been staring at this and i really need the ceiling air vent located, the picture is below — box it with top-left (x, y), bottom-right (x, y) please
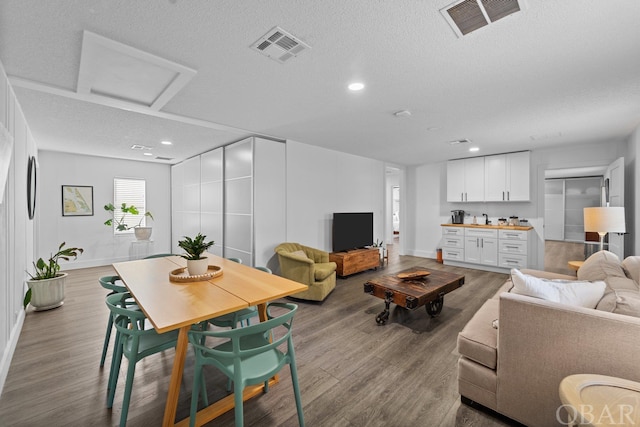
top-left (441, 0), bottom-right (524, 37)
top-left (251, 26), bottom-right (311, 64)
top-left (155, 156), bottom-right (174, 161)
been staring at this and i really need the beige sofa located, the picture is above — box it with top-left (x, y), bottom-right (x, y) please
top-left (457, 251), bottom-right (640, 427)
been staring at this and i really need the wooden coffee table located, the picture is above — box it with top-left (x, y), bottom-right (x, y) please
top-left (364, 267), bottom-right (465, 324)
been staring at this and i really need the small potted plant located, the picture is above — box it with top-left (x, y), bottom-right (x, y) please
top-left (24, 242), bottom-right (84, 311)
top-left (104, 202), bottom-right (154, 240)
top-left (178, 233), bottom-right (214, 276)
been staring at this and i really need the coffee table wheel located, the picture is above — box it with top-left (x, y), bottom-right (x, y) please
top-left (426, 293), bottom-right (445, 318)
top-left (376, 310), bottom-right (389, 325)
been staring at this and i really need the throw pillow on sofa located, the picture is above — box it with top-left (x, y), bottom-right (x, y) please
top-left (510, 269), bottom-right (606, 309)
top-left (596, 289), bottom-right (640, 317)
top-left (577, 250), bottom-right (626, 282)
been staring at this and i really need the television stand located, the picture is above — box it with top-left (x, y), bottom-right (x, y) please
top-left (330, 248), bottom-right (380, 277)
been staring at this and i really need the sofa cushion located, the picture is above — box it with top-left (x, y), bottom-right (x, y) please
top-left (622, 256), bottom-right (640, 285)
top-left (314, 262), bottom-right (336, 281)
top-left (510, 269), bottom-right (606, 309)
top-left (457, 299), bottom-right (498, 370)
top-left (577, 250), bottom-right (625, 282)
top-left (596, 289), bottom-right (640, 317)
top-left (290, 250), bottom-right (309, 259)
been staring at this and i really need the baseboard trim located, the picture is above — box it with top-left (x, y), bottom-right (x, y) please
top-left (0, 308), bottom-right (25, 397)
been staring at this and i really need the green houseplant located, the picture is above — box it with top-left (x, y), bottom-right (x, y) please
top-left (24, 242), bottom-right (84, 311)
top-left (104, 203), bottom-right (154, 240)
top-left (177, 233), bottom-right (214, 276)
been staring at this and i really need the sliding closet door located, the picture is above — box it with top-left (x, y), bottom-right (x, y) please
top-left (224, 139), bottom-right (253, 265)
top-left (171, 156), bottom-right (201, 252)
top-left (200, 148), bottom-right (224, 256)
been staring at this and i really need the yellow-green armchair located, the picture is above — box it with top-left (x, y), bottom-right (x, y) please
top-left (274, 242), bottom-right (337, 301)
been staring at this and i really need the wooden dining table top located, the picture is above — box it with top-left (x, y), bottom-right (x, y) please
top-left (112, 253), bottom-right (308, 333)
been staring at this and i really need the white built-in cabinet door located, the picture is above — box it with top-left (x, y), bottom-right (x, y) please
top-left (484, 151), bottom-right (530, 201)
top-left (447, 157), bottom-right (485, 202)
top-left (484, 154), bottom-right (507, 201)
top-left (506, 151), bottom-right (530, 201)
top-left (446, 159), bottom-right (466, 202)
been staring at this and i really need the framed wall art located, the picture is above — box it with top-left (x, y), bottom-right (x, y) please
top-left (62, 185), bottom-right (94, 216)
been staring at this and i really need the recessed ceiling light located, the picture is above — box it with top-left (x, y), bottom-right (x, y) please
top-left (469, 147), bottom-right (480, 152)
top-left (161, 140), bottom-right (173, 145)
top-left (348, 82), bottom-right (365, 91)
top-left (143, 152), bottom-right (153, 156)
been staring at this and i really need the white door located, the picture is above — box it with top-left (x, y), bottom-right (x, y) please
top-left (605, 157), bottom-right (625, 259)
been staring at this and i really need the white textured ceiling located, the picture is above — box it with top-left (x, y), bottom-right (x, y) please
top-left (1, 0), bottom-right (640, 165)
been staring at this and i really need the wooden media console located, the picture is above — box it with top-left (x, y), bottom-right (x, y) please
top-left (330, 248), bottom-right (380, 277)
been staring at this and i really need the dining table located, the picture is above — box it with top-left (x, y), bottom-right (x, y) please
top-left (112, 252), bottom-right (308, 427)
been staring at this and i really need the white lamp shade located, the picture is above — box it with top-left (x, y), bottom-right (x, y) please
top-left (584, 207), bottom-right (626, 233)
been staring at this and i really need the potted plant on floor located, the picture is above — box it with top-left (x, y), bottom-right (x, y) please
top-left (104, 202), bottom-right (154, 240)
top-left (24, 242), bottom-right (84, 311)
top-left (178, 233), bottom-right (215, 276)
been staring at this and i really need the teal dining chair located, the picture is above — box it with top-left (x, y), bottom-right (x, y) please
top-left (99, 275), bottom-right (132, 367)
top-left (188, 302), bottom-right (304, 427)
top-left (226, 257), bottom-right (243, 264)
top-left (106, 292), bottom-right (179, 427)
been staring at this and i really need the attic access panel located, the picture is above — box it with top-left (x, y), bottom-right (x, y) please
top-left (441, 0), bottom-right (523, 37)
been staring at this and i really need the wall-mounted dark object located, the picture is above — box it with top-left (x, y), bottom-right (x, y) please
top-left (27, 155), bottom-right (36, 220)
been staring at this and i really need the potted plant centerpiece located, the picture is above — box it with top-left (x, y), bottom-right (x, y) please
top-left (104, 202), bottom-right (154, 240)
top-left (178, 233), bottom-right (215, 276)
top-left (24, 242), bottom-right (83, 311)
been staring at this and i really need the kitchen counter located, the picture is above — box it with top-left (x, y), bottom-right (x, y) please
top-left (441, 223), bottom-right (533, 231)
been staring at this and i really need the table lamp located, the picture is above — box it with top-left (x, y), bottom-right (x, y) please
top-left (583, 207), bottom-right (626, 252)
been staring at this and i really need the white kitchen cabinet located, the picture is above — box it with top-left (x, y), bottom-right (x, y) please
top-left (441, 227), bottom-right (465, 261)
top-left (484, 151), bottom-right (530, 201)
top-left (447, 157), bottom-right (485, 202)
top-left (441, 225), bottom-right (536, 272)
top-left (464, 228), bottom-right (498, 266)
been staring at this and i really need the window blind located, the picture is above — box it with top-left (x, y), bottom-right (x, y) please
top-left (113, 178), bottom-right (146, 234)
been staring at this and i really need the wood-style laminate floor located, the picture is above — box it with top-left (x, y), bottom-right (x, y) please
top-left (0, 248), bottom-right (515, 426)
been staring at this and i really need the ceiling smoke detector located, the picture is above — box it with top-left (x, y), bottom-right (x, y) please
top-left (440, 0), bottom-right (524, 37)
top-left (447, 139), bottom-right (472, 145)
top-left (251, 26), bottom-right (311, 64)
top-left (394, 110), bottom-right (412, 117)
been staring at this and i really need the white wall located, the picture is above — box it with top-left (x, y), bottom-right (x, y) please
top-left (0, 61), bottom-right (36, 396)
top-left (404, 140), bottom-right (635, 267)
top-left (285, 140), bottom-right (386, 252)
top-left (37, 151), bottom-right (172, 268)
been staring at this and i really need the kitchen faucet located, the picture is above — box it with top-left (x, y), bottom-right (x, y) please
top-left (482, 213), bottom-right (489, 225)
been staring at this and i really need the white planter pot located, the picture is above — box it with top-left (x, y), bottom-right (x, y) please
top-left (134, 227), bottom-right (153, 240)
top-left (27, 273), bottom-right (67, 311)
top-left (187, 258), bottom-right (209, 276)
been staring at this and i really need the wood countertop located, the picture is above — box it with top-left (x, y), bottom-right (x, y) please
top-left (441, 223), bottom-right (534, 231)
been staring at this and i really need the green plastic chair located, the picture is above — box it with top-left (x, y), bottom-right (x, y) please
top-left (226, 257), bottom-right (243, 264)
top-left (188, 302), bottom-right (304, 427)
top-left (106, 292), bottom-right (179, 427)
top-left (99, 275), bottom-right (134, 367)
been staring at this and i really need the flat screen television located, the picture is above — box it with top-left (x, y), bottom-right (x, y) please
top-left (332, 212), bottom-right (373, 252)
